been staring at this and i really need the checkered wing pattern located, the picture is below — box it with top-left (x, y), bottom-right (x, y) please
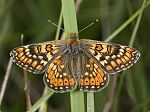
top-left (80, 39), bottom-right (140, 74)
top-left (44, 53), bottom-right (77, 93)
top-left (79, 53), bottom-right (109, 92)
top-left (10, 40), bottom-right (67, 74)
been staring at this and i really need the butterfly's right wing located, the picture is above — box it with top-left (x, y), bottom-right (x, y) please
top-left (80, 39), bottom-right (140, 74)
top-left (10, 40), bottom-right (67, 74)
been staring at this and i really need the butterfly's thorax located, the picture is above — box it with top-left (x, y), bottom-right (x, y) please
top-left (68, 38), bottom-right (80, 55)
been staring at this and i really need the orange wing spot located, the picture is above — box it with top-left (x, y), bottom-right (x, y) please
top-left (53, 59), bottom-right (58, 64)
top-left (19, 55), bottom-right (25, 61)
top-left (84, 77), bottom-right (90, 86)
top-left (89, 65), bottom-right (93, 71)
top-left (106, 65), bottom-right (113, 71)
top-left (57, 60), bottom-right (63, 65)
top-left (50, 75), bottom-right (55, 84)
top-left (64, 78), bottom-right (69, 86)
top-left (50, 70), bottom-right (54, 75)
top-left (36, 65), bottom-right (42, 71)
top-left (126, 48), bottom-right (134, 52)
top-left (32, 61), bottom-right (38, 67)
top-left (46, 44), bottom-right (52, 51)
top-left (121, 58), bottom-right (126, 63)
top-left (58, 78), bottom-right (63, 86)
top-left (111, 61), bottom-right (117, 68)
top-left (90, 77), bottom-right (95, 85)
top-left (97, 73), bottom-right (101, 79)
top-left (110, 48), bottom-right (115, 54)
top-left (54, 78), bottom-right (58, 86)
top-left (18, 52), bottom-right (24, 58)
top-left (124, 55), bottom-right (130, 62)
top-left (52, 49), bottom-right (60, 54)
top-left (69, 78), bottom-right (75, 86)
top-left (95, 77), bottom-right (100, 85)
top-left (34, 49), bottom-right (39, 54)
top-left (97, 73), bottom-right (103, 82)
top-left (89, 58), bottom-right (94, 63)
top-left (48, 71), bottom-right (53, 79)
top-left (116, 59), bottom-right (122, 65)
top-left (16, 48), bottom-right (24, 52)
top-left (80, 79), bottom-right (84, 86)
top-left (27, 59), bottom-right (32, 64)
top-left (97, 68), bottom-right (104, 77)
top-left (125, 52), bottom-right (132, 58)
top-left (95, 44), bottom-right (103, 51)
top-left (101, 45), bottom-right (107, 52)
top-left (57, 65), bottom-right (62, 72)
top-left (47, 66), bottom-right (52, 73)
top-left (23, 58), bottom-right (28, 63)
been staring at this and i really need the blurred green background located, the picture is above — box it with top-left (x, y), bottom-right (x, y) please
top-left (0, 0), bottom-right (150, 112)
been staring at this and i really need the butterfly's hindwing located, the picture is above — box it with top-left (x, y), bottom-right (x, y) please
top-left (80, 39), bottom-right (140, 74)
top-left (44, 52), bottom-right (77, 93)
top-left (79, 52), bottom-right (109, 92)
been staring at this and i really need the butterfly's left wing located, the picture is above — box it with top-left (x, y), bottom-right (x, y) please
top-left (44, 52), bottom-right (77, 93)
top-left (10, 40), bottom-right (67, 74)
top-left (80, 39), bottom-right (140, 74)
top-left (79, 52), bottom-right (109, 92)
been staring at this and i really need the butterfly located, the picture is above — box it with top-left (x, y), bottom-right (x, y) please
top-left (10, 33), bottom-right (140, 93)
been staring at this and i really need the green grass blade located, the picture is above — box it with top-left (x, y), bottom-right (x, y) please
top-left (55, 9), bottom-right (63, 40)
top-left (130, 97), bottom-right (150, 112)
top-left (61, 0), bottom-right (78, 34)
top-left (70, 91), bottom-right (85, 112)
top-left (114, 0), bottom-right (146, 111)
top-left (105, 0), bottom-right (150, 42)
top-left (129, 0), bottom-right (146, 47)
top-left (61, 0), bottom-right (85, 112)
top-left (38, 88), bottom-right (48, 112)
top-left (27, 90), bottom-right (54, 112)
top-left (87, 93), bottom-right (95, 112)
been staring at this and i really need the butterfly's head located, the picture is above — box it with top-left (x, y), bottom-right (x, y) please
top-left (70, 33), bottom-right (78, 40)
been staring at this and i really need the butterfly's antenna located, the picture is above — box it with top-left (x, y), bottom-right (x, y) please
top-left (48, 19), bottom-right (64, 31)
top-left (78, 19), bottom-right (99, 34)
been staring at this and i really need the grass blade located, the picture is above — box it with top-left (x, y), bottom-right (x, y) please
top-left (87, 93), bottom-right (95, 112)
top-left (27, 91), bottom-right (54, 112)
top-left (114, 0), bottom-right (147, 111)
top-left (105, 0), bottom-right (150, 42)
top-left (61, 0), bottom-right (85, 112)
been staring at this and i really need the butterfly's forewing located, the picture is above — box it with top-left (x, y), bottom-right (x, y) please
top-left (44, 52), bottom-right (77, 93)
top-left (79, 52), bottom-right (109, 92)
top-left (80, 39), bottom-right (140, 74)
top-left (10, 40), bottom-right (67, 74)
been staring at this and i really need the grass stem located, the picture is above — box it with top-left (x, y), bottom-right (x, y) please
top-left (61, 0), bottom-right (85, 112)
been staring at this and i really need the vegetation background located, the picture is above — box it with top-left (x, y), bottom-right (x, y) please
top-left (0, 0), bottom-right (150, 112)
